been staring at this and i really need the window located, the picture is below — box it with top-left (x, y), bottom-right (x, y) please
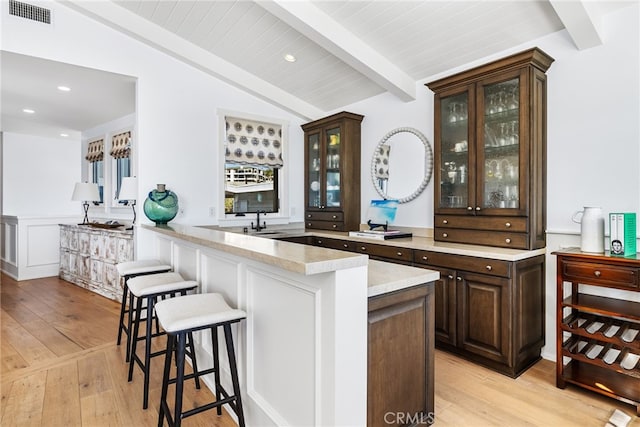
top-left (86, 139), bottom-right (104, 204)
top-left (110, 131), bottom-right (131, 201)
top-left (224, 116), bottom-right (283, 215)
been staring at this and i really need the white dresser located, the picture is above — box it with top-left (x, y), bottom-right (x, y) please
top-left (59, 224), bottom-right (133, 301)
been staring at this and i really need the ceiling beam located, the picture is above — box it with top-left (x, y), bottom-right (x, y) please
top-left (258, 0), bottom-right (416, 102)
top-left (548, 0), bottom-right (603, 50)
top-left (61, 0), bottom-right (324, 120)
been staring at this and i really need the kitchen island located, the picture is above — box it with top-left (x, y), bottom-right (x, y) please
top-left (138, 224), bottom-right (438, 427)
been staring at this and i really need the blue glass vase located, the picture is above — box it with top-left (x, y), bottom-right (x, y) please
top-left (143, 184), bottom-right (179, 225)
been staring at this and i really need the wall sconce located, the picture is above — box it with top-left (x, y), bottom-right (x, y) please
top-left (71, 182), bottom-right (100, 225)
top-left (119, 176), bottom-right (138, 230)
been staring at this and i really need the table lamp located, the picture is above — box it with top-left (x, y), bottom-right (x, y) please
top-left (71, 182), bottom-right (100, 225)
top-left (119, 176), bottom-right (138, 230)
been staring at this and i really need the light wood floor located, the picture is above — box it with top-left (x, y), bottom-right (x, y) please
top-left (1, 274), bottom-right (637, 426)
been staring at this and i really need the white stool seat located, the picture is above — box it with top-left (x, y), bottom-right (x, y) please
top-left (127, 272), bottom-right (197, 297)
top-left (155, 293), bottom-right (246, 333)
top-left (116, 259), bottom-right (172, 276)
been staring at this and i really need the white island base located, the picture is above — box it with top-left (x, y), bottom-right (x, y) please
top-left (138, 224), bottom-right (438, 426)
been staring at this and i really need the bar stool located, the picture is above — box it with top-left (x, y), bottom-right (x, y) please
top-left (127, 272), bottom-right (200, 409)
top-left (116, 260), bottom-right (172, 362)
top-left (155, 293), bottom-right (246, 427)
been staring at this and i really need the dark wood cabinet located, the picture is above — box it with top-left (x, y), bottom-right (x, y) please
top-left (554, 249), bottom-right (640, 415)
top-left (414, 249), bottom-right (545, 377)
top-left (298, 234), bottom-right (545, 377)
top-left (426, 48), bottom-right (554, 250)
top-left (302, 112), bottom-right (364, 232)
top-left (368, 284), bottom-right (435, 426)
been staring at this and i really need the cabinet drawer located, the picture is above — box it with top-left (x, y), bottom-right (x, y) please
top-left (305, 211), bottom-right (344, 222)
top-left (355, 242), bottom-right (413, 263)
top-left (434, 227), bottom-right (528, 249)
top-left (305, 221), bottom-right (344, 232)
top-left (313, 237), bottom-right (356, 252)
top-left (561, 261), bottom-right (639, 289)
top-left (414, 250), bottom-right (510, 278)
top-left (435, 215), bottom-right (527, 232)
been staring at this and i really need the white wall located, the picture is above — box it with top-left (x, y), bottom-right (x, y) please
top-left (1, 1), bottom-right (306, 226)
top-left (340, 3), bottom-right (639, 231)
top-left (2, 132), bottom-right (81, 216)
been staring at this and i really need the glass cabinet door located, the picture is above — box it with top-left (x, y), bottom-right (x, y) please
top-left (439, 92), bottom-right (470, 210)
top-left (307, 132), bottom-right (321, 208)
top-left (480, 77), bottom-right (520, 211)
top-left (325, 127), bottom-right (341, 208)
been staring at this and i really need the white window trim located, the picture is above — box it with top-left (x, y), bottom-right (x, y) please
top-left (217, 108), bottom-right (290, 227)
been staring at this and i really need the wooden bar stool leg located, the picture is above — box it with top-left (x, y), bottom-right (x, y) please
top-left (158, 333), bottom-right (175, 427)
top-left (211, 326), bottom-right (222, 415)
top-left (224, 323), bottom-right (245, 427)
top-left (117, 280), bottom-right (129, 346)
top-left (174, 332), bottom-right (187, 427)
top-left (128, 296), bottom-right (143, 382)
top-left (126, 291), bottom-right (136, 362)
top-left (142, 295), bottom-right (155, 409)
top-left (187, 331), bottom-right (201, 390)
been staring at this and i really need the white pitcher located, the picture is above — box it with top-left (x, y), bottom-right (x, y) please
top-left (572, 207), bottom-right (605, 253)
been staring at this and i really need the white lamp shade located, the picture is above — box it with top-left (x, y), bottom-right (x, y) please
top-left (119, 176), bottom-right (138, 201)
top-left (71, 182), bottom-right (100, 201)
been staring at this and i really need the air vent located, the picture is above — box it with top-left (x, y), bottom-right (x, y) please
top-left (9, 0), bottom-right (51, 24)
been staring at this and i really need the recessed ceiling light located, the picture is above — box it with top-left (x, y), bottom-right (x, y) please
top-left (60, 133), bottom-right (69, 137)
top-left (283, 54), bottom-right (296, 63)
top-left (57, 85), bottom-right (71, 92)
top-left (23, 108), bottom-right (35, 114)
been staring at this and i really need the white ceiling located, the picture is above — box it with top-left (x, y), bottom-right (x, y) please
top-left (1, 0), bottom-right (634, 139)
top-left (1, 51), bottom-right (136, 140)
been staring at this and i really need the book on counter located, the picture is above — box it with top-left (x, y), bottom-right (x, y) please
top-left (348, 230), bottom-right (413, 240)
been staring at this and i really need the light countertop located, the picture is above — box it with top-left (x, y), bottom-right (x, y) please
top-left (142, 224), bottom-right (439, 297)
top-left (367, 259), bottom-right (439, 297)
top-left (196, 225), bottom-right (545, 261)
top-left (142, 224), bottom-right (368, 275)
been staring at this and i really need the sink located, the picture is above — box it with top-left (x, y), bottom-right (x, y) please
top-left (196, 225), bottom-right (304, 238)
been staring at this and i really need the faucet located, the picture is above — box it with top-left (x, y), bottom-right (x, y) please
top-left (251, 210), bottom-right (267, 232)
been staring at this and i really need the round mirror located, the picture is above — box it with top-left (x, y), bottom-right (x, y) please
top-left (371, 127), bottom-right (434, 203)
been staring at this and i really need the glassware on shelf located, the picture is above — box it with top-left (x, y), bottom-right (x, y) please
top-left (448, 103), bottom-right (459, 123)
top-left (497, 123), bottom-right (508, 146)
top-left (507, 87), bottom-right (519, 111)
top-left (508, 121), bottom-right (519, 145)
top-left (486, 94), bottom-right (496, 116)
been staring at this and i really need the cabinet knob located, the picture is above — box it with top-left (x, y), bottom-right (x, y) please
top-left (443, 219), bottom-right (448, 224)
top-left (343, 244), bottom-right (349, 248)
top-left (505, 222), bottom-right (511, 228)
top-left (457, 276), bottom-right (462, 281)
top-left (486, 265), bottom-right (492, 271)
top-left (307, 214), bottom-right (312, 218)
top-left (396, 252), bottom-right (403, 257)
top-left (467, 206), bottom-right (473, 211)
top-left (447, 275), bottom-right (454, 280)
top-left (505, 238), bottom-right (512, 244)
top-left (361, 246), bottom-right (367, 251)
top-left (317, 240), bottom-right (322, 244)
top-left (332, 224), bottom-right (337, 229)
top-left (475, 207), bottom-right (481, 211)
top-left (422, 256), bottom-right (428, 261)
top-left (332, 215), bottom-right (337, 219)
top-left (594, 270), bottom-right (601, 277)
top-left (442, 233), bottom-right (448, 238)
top-left (307, 223), bottom-right (312, 227)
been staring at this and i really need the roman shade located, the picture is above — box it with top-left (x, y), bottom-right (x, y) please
top-left (85, 139), bottom-right (104, 162)
top-left (111, 131), bottom-right (131, 159)
top-left (225, 117), bottom-right (283, 168)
